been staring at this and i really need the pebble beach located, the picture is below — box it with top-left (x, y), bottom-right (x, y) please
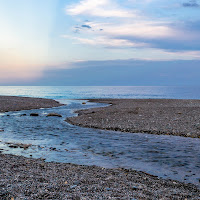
top-left (0, 96), bottom-right (200, 199)
top-left (67, 99), bottom-right (200, 138)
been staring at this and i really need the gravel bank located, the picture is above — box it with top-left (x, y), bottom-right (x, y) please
top-left (1, 96), bottom-right (200, 199)
top-left (0, 153), bottom-right (199, 199)
top-left (67, 99), bottom-right (200, 138)
top-left (0, 96), bottom-right (62, 112)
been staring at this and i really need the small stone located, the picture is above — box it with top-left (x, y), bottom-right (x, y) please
top-left (8, 145), bottom-right (18, 148)
top-left (138, 185), bottom-right (143, 189)
top-left (23, 144), bottom-right (32, 150)
top-left (50, 147), bottom-right (57, 151)
top-left (70, 185), bottom-right (77, 189)
top-left (132, 186), bottom-right (138, 190)
top-left (30, 113), bottom-right (39, 116)
top-left (46, 113), bottom-right (62, 117)
top-left (73, 196), bottom-right (80, 200)
top-left (105, 176), bottom-right (113, 180)
top-left (73, 181), bottom-right (80, 185)
top-left (195, 123), bottom-right (200, 130)
top-left (82, 102), bottom-right (86, 105)
top-left (40, 163), bottom-right (45, 167)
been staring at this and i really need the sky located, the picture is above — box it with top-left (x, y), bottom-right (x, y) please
top-left (0, 0), bottom-right (200, 85)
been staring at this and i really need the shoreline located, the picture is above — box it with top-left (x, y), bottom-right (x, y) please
top-left (0, 96), bottom-right (200, 199)
top-left (67, 99), bottom-right (200, 138)
top-left (1, 153), bottom-right (199, 199)
top-left (0, 96), bottom-right (62, 112)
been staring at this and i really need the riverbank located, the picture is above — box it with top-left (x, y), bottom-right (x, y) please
top-left (67, 99), bottom-right (200, 138)
top-left (0, 96), bottom-right (200, 199)
top-left (0, 96), bottom-right (62, 112)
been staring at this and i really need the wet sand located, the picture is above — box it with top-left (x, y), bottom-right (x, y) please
top-left (67, 99), bottom-right (200, 138)
top-left (0, 96), bottom-right (200, 199)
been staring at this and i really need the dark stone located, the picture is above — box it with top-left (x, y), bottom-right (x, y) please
top-left (46, 113), bottom-right (62, 117)
top-left (50, 147), bottom-right (57, 151)
top-left (8, 145), bottom-right (18, 148)
top-left (72, 195), bottom-right (81, 200)
top-left (30, 113), bottom-right (39, 116)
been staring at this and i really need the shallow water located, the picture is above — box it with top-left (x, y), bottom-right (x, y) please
top-left (0, 100), bottom-right (199, 186)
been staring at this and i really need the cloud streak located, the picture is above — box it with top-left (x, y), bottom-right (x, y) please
top-left (66, 0), bottom-right (139, 18)
top-left (85, 21), bottom-right (176, 39)
top-left (183, 0), bottom-right (200, 7)
top-left (62, 35), bottom-right (149, 48)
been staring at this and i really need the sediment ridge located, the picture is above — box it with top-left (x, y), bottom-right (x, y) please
top-left (0, 96), bottom-right (62, 112)
top-left (67, 99), bottom-right (200, 138)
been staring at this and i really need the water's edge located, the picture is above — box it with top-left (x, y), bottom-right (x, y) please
top-left (0, 99), bottom-right (199, 186)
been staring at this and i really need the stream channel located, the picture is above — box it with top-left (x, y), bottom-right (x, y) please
top-left (0, 100), bottom-right (199, 186)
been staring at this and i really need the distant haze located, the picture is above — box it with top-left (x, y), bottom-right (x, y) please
top-left (1, 60), bottom-right (199, 86)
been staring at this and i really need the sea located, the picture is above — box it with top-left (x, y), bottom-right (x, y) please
top-left (0, 86), bottom-right (200, 99)
top-left (0, 86), bottom-right (199, 186)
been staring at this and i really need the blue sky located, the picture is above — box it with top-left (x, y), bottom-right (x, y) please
top-left (0, 0), bottom-right (200, 85)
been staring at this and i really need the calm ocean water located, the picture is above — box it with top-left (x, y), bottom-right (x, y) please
top-left (0, 86), bottom-right (200, 99)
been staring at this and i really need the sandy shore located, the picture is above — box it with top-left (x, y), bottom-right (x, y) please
top-left (67, 99), bottom-right (200, 138)
top-left (0, 96), bottom-right (200, 199)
